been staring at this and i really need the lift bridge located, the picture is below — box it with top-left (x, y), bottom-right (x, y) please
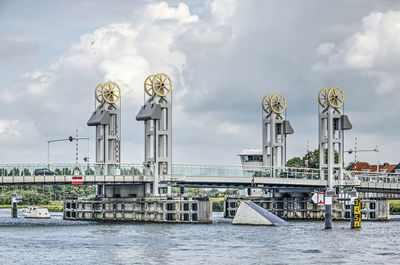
top-left (1, 77), bottom-right (400, 197)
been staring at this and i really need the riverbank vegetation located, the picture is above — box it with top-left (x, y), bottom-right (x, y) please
top-left (0, 185), bottom-right (95, 212)
top-left (390, 200), bottom-right (400, 214)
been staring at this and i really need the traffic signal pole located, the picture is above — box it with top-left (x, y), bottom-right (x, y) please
top-left (47, 135), bottom-right (90, 166)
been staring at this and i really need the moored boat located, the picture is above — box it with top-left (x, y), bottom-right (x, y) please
top-left (22, 207), bottom-right (51, 219)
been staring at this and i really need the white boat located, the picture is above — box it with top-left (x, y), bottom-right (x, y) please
top-left (22, 207), bottom-right (51, 219)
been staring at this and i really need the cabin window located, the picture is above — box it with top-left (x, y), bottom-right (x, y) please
top-left (242, 155), bottom-right (263, 162)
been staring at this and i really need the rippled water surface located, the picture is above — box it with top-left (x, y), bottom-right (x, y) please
top-left (0, 209), bottom-right (399, 264)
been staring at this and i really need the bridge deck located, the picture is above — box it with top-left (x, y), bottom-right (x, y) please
top-left (0, 163), bottom-right (399, 193)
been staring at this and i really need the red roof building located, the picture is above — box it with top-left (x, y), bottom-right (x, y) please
top-left (354, 162), bottom-right (398, 174)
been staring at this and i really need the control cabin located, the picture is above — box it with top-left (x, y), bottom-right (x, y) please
top-left (238, 148), bottom-right (263, 167)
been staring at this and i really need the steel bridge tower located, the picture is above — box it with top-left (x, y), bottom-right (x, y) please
top-left (318, 87), bottom-right (352, 188)
top-left (137, 73), bottom-right (172, 196)
top-left (87, 82), bottom-right (121, 196)
top-left (262, 94), bottom-right (294, 176)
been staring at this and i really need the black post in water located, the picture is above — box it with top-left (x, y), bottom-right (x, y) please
top-left (325, 204), bottom-right (332, 229)
top-left (11, 201), bottom-right (17, 218)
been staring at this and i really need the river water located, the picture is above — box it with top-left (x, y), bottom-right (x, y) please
top-left (0, 209), bottom-right (399, 264)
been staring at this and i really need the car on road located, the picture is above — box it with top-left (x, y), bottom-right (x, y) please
top-left (279, 172), bottom-right (296, 178)
top-left (34, 168), bottom-right (55, 176)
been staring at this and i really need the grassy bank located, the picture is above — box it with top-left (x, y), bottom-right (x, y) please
top-left (0, 202), bottom-right (63, 212)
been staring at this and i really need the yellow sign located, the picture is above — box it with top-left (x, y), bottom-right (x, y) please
top-left (353, 199), bottom-right (361, 228)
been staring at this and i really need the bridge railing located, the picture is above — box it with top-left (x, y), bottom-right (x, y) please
top-left (0, 163), bottom-right (146, 177)
top-left (1, 162), bottom-right (399, 185)
top-left (347, 170), bottom-right (400, 184)
top-left (0, 162), bottom-right (322, 180)
top-left (172, 164), bottom-right (321, 179)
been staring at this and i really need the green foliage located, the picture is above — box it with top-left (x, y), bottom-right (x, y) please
top-left (0, 169), bottom-right (7, 176)
top-left (303, 149), bottom-right (320, 169)
top-left (286, 157), bottom-right (306, 168)
top-left (345, 162), bottom-right (355, 170)
top-left (390, 200), bottom-right (400, 214)
top-left (8, 168), bottom-right (20, 176)
top-left (0, 184), bottom-right (96, 202)
top-left (0, 190), bottom-right (50, 205)
top-left (186, 188), bottom-right (205, 197)
top-left (212, 200), bottom-right (224, 212)
top-left (120, 167), bottom-right (142, 175)
top-left (287, 149), bottom-right (340, 169)
top-left (84, 168), bottom-right (95, 175)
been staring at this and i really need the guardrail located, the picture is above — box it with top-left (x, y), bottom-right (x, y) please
top-left (0, 163), bottom-right (398, 184)
top-left (0, 163), bottom-right (146, 177)
top-left (172, 164), bottom-right (321, 180)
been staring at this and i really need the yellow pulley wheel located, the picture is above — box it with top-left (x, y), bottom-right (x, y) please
top-left (262, 94), bottom-right (273, 113)
top-left (102, 82), bottom-right (121, 104)
top-left (270, 94), bottom-right (287, 114)
top-left (144, 74), bottom-right (155, 96)
top-left (328, 86), bottom-right (344, 108)
top-left (318, 88), bottom-right (329, 108)
top-left (95, 83), bottom-right (105, 103)
top-left (152, 73), bottom-right (172, 97)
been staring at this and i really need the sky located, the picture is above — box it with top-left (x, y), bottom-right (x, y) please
top-left (1, 0), bottom-right (400, 166)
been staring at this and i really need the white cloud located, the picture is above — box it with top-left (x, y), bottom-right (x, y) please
top-left (315, 10), bottom-right (400, 94)
top-left (317, 42), bottom-right (335, 55)
top-left (0, 0), bottom-right (237, 163)
top-left (145, 2), bottom-right (199, 24)
top-left (3, 0), bottom-right (400, 166)
top-left (0, 120), bottom-right (40, 145)
top-left (209, 0), bottom-right (236, 26)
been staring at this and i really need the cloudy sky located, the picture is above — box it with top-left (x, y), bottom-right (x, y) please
top-left (1, 0), bottom-right (400, 166)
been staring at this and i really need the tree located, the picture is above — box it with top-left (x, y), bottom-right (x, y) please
top-left (345, 162), bottom-right (355, 170)
top-left (297, 149), bottom-right (339, 169)
top-left (286, 157), bottom-right (306, 168)
top-left (302, 149), bottom-right (320, 169)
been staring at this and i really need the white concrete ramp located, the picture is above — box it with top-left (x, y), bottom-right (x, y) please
top-left (232, 200), bottom-right (289, 226)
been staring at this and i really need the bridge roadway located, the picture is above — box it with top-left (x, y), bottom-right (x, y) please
top-left (1, 163), bottom-right (400, 193)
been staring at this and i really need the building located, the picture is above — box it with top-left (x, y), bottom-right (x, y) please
top-left (354, 162), bottom-right (399, 175)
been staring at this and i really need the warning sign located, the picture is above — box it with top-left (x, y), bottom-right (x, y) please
top-left (311, 192), bottom-right (325, 205)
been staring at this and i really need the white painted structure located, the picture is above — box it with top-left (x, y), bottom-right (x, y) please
top-left (238, 148), bottom-right (263, 167)
top-left (232, 200), bottom-right (288, 226)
